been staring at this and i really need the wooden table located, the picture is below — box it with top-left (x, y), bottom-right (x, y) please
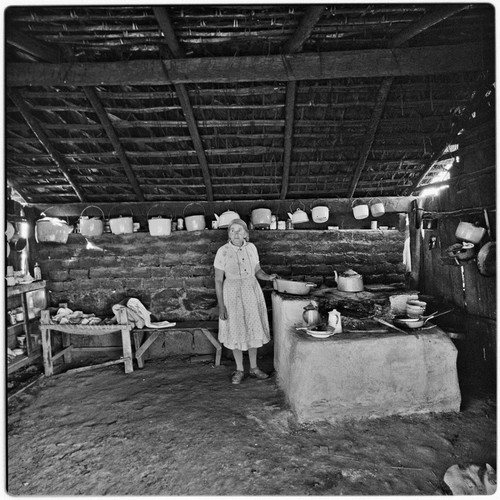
top-left (132, 321), bottom-right (221, 368)
top-left (39, 308), bottom-right (134, 376)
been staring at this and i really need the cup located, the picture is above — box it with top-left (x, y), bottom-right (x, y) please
top-left (133, 222), bottom-right (140, 232)
top-left (371, 221), bottom-right (378, 230)
top-left (17, 335), bottom-right (26, 348)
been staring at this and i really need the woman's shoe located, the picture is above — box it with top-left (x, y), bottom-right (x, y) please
top-left (249, 367), bottom-right (269, 380)
top-left (231, 370), bottom-right (245, 384)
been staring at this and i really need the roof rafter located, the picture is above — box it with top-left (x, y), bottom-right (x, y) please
top-left (347, 4), bottom-right (473, 198)
top-left (6, 30), bottom-right (145, 202)
top-left (83, 87), bottom-right (145, 202)
top-left (154, 6), bottom-right (214, 202)
top-left (280, 5), bottom-right (325, 200)
top-left (8, 88), bottom-right (86, 202)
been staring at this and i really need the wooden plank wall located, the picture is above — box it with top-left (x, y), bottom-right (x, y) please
top-left (419, 117), bottom-right (496, 388)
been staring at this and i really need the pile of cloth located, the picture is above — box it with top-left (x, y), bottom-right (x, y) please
top-left (112, 298), bottom-right (176, 329)
top-left (49, 307), bottom-right (110, 325)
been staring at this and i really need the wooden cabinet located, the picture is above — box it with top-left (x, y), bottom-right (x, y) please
top-left (7, 280), bottom-right (47, 374)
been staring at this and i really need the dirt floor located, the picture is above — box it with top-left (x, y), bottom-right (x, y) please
top-left (5, 351), bottom-right (496, 496)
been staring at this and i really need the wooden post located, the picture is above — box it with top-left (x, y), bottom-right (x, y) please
top-left (40, 310), bottom-right (53, 376)
top-left (116, 307), bottom-right (134, 374)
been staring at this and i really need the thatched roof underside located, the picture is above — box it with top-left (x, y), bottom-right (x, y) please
top-left (5, 4), bottom-right (495, 205)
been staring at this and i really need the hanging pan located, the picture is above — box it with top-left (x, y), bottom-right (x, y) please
top-left (477, 208), bottom-right (495, 277)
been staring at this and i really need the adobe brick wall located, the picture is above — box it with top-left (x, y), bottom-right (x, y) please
top-left (34, 229), bottom-right (406, 321)
top-left (33, 228), bottom-right (405, 361)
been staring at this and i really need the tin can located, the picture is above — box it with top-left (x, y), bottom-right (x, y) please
top-left (177, 218), bottom-right (184, 230)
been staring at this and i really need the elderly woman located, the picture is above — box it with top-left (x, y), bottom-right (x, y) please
top-left (214, 219), bottom-right (277, 384)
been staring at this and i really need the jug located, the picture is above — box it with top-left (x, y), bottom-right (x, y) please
top-left (303, 300), bottom-right (321, 326)
top-left (328, 309), bottom-right (342, 333)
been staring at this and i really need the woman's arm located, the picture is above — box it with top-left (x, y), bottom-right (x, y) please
top-left (255, 264), bottom-right (278, 282)
top-left (214, 268), bottom-right (227, 320)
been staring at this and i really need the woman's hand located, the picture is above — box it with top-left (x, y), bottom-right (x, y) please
top-left (219, 304), bottom-right (228, 320)
top-left (267, 273), bottom-right (279, 281)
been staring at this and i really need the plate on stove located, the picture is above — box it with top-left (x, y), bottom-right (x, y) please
top-left (305, 325), bottom-right (336, 338)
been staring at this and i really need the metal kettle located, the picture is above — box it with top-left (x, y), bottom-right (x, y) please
top-left (303, 300), bottom-right (321, 326)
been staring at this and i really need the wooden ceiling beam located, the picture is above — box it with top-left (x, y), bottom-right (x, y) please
top-left (280, 6), bottom-right (325, 200)
top-left (6, 30), bottom-right (63, 63)
top-left (8, 88), bottom-right (86, 202)
top-left (154, 7), bottom-right (214, 201)
top-left (347, 4), bottom-right (473, 198)
top-left (83, 87), bottom-right (145, 202)
top-left (283, 5), bottom-right (325, 54)
top-left (7, 43), bottom-right (491, 87)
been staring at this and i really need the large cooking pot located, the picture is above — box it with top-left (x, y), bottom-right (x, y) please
top-left (215, 209), bottom-right (240, 229)
top-left (251, 207), bottom-right (272, 228)
top-left (184, 203), bottom-right (206, 232)
top-left (334, 269), bottom-right (364, 292)
top-left (273, 278), bottom-right (317, 295)
top-left (36, 209), bottom-right (73, 243)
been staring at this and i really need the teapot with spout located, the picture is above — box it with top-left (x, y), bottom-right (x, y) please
top-left (334, 269), bottom-right (364, 292)
top-left (303, 300), bottom-right (321, 326)
top-left (214, 209), bottom-right (240, 229)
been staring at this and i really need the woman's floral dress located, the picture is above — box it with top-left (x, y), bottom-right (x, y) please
top-left (214, 241), bottom-right (270, 350)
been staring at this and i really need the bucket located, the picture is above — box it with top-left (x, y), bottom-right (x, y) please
top-left (108, 205), bottom-right (134, 235)
top-left (79, 205), bottom-right (104, 237)
top-left (352, 199), bottom-right (369, 220)
top-left (369, 198), bottom-right (385, 218)
top-left (35, 207), bottom-right (73, 244)
top-left (147, 204), bottom-right (173, 236)
top-left (184, 203), bottom-right (206, 232)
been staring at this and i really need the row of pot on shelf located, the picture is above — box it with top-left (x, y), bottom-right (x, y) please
top-left (35, 201), bottom-right (381, 242)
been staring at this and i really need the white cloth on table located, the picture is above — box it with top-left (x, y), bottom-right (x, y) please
top-left (112, 298), bottom-right (176, 329)
top-left (214, 241), bottom-right (270, 350)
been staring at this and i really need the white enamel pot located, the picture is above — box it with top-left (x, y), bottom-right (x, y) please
top-left (215, 209), bottom-right (240, 229)
top-left (79, 205), bottom-right (104, 237)
top-left (455, 221), bottom-right (486, 244)
top-left (36, 208), bottom-right (73, 244)
top-left (147, 204), bottom-right (172, 236)
top-left (251, 208), bottom-right (272, 228)
top-left (184, 203), bottom-right (206, 232)
top-left (273, 278), bottom-right (317, 295)
top-left (369, 198), bottom-right (385, 218)
top-left (352, 199), bottom-right (369, 220)
top-left (334, 270), bottom-right (364, 292)
top-left (311, 205), bottom-right (329, 223)
top-left (108, 205), bottom-right (134, 235)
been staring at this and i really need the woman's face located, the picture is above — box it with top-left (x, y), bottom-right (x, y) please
top-left (228, 224), bottom-right (247, 246)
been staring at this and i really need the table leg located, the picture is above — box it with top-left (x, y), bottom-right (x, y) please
top-left (133, 330), bottom-right (145, 368)
top-left (40, 326), bottom-right (54, 376)
top-left (62, 332), bottom-right (73, 364)
top-left (121, 327), bottom-right (134, 374)
top-left (200, 328), bottom-right (222, 366)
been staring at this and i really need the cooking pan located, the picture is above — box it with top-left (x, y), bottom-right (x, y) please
top-left (477, 209), bottom-right (495, 277)
top-left (393, 309), bottom-right (454, 329)
top-left (273, 278), bottom-right (317, 295)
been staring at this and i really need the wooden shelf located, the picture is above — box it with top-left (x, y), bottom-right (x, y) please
top-left (7, 280), bottom-right (46, 298)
